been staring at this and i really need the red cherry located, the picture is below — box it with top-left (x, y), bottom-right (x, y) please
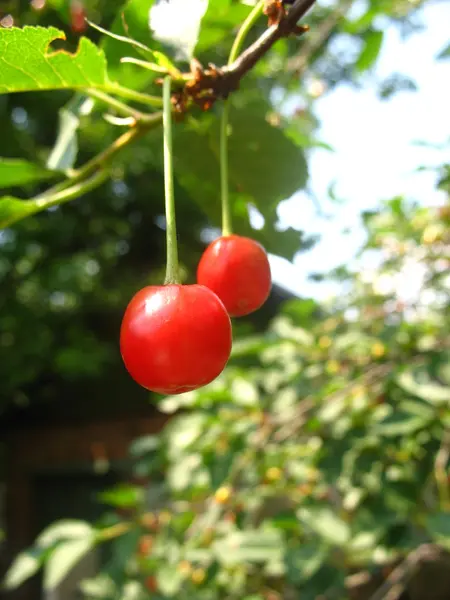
top-left (197, 235), bottom-right (272, 317)
top-left (144, 576), bottom-right (157, 592)
top-left (70, 0), bottom-right (87, 34)
top-left (120, 284), bottom-right (232, 394)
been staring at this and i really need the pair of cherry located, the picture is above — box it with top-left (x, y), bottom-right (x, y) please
top-left (120, 234), bottom-right (271, 395)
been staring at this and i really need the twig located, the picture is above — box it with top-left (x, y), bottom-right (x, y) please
top-left (222, 0), bottom-right (316, 92)
top-left (274, 363), bottom-right (392, 442)
top-left (184, 0), bottom-right (316, 103)
top-left (368, 544), bottom-right (442, 600)
top-left (87, 88), bottom-right (144, 121)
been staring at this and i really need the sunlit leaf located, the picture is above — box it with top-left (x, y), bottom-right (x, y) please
top-left (397, 369), bottom-right (450, 405)
top-left (0, 196), bottom-right (41, 228)
top-left (214, 529), bottom-right (284, 565)
top-left (355, 30), bottom-right (384, 72)
top-left (297, 507), bottom-right (351, 545)
top-left (437, 42), bottom-right (450, 60)
top-left (43, 537), bottom-right (94, 590)
top-left (47, 94), bottom-right (94, 171)
top-left (3, 548), bottom-right (43, 590)
top-left (0, 27), bottom-right (108, 94)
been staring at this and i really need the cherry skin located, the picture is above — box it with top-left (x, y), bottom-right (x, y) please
top-left (120, 284), bottom-right (232, 395)
top-left (70, 1), bottom-right (87, 33)
top-left (197, 235), bottom-right (272, 317)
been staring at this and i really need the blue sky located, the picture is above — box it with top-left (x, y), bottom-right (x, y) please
top-left (269, 0), bottom-right (450, 300)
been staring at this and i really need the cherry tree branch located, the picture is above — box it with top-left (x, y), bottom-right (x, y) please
top-left (222, 0), bottom-right (316, 92)
top-left (286, 0), bottom-right (354, 75)
top-left (368, 544), bottom-right (447, 600)
top-left (26, 0), bottom-right (317, 213)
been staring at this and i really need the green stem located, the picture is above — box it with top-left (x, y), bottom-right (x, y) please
top-left (37, 112), bottom-right (163, 199)
top-left (162, 76), bottom-right (179, 285)
top-left (220, 0), bottom-right (265, 236)
top-left (96, 521), bottom-right (132, 542)
top-left (87, 88), bottom-right (143, 120)
top-left (229, 0), bottom-right (265, 65)
top-left (120, 57), bottom-right (170, 75)
top-left (220, 101), bottom-right (232, 236)
top-left (105, 83), bottom-right (163, 108)
top-left (34, 169), bottom-right (109, 212)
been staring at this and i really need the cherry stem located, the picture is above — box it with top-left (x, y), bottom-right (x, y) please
top-left (220, 0), bottom-right (265, 237)
top-left (220, 101), bottom-right (232, 236)
top-left (163, 76), bottom-right (179, 285)
top-left (229, 0), bottom-right (265, 64)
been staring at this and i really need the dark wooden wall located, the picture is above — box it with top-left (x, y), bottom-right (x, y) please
top-left (2, 412), bottom-right (170, 599)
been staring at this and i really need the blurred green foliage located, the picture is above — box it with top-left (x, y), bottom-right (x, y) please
top-left (5, 193), bottom-right (449, 600)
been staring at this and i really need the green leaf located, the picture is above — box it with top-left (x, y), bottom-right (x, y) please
top-left (285, 542), bottom-right (327, 583)
top-left (167, 413), bottom-right (208, 456)
top-left (129, 434), bottom-right (161, 456)
top-left (122, 581), bottom-right (149, 600)
top-left (343, 7), bottom-right (381, 35)
top-left (43, 537), bottom-right (94, 590)
top-left (37, 519), bottom-right (94, 548)
top-left (0, 27), bottom-right (108, 94)
top-left (156, 564), bottom-right (184, 596)
top-left (297, 507), bottom-right (351, 545)
top-left (100, 0), bottom-right (157, 90)
top-left (426, 512), bottom-right (450, 548)
top-left (373, 411), bottom-right (429, 437)
top-left (0, 159), bottom-right (58, 189)
top-left (398, 399), bottom-right (436, 420)
top-left (226, 98), bottom-right (308, 212)
top-left (355, 30), bottom-right (384, 72)
top-left (47, 94), bottom-right (94, 171)
top-left (397, 370), bottom-right (450, 405)
top-left (231, 376), bottom-right (259, 407)
top-left (98, 484), bottom-right (144, 509)
top-left (0, 196), bottom-right (41, 228)
top-left (167, 453), bottom-right (206, 491)
top-left (2, 548), bottom-right (43, 590)
top-left (213, 529), bottom-right (284, 565)
top-left (437, 42), bottom-right (450, 60)
top-left (79, 574), bottom-right (117, 599)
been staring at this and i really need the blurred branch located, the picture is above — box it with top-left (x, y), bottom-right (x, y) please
top-left (368, 544), bottom-right (448, 600)
top-left (286, 0), bottom-right (354, 75)
top-left (221, 0), bottom-right (316, 92)
top-left (274, 363), bottom-right (392, 442)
